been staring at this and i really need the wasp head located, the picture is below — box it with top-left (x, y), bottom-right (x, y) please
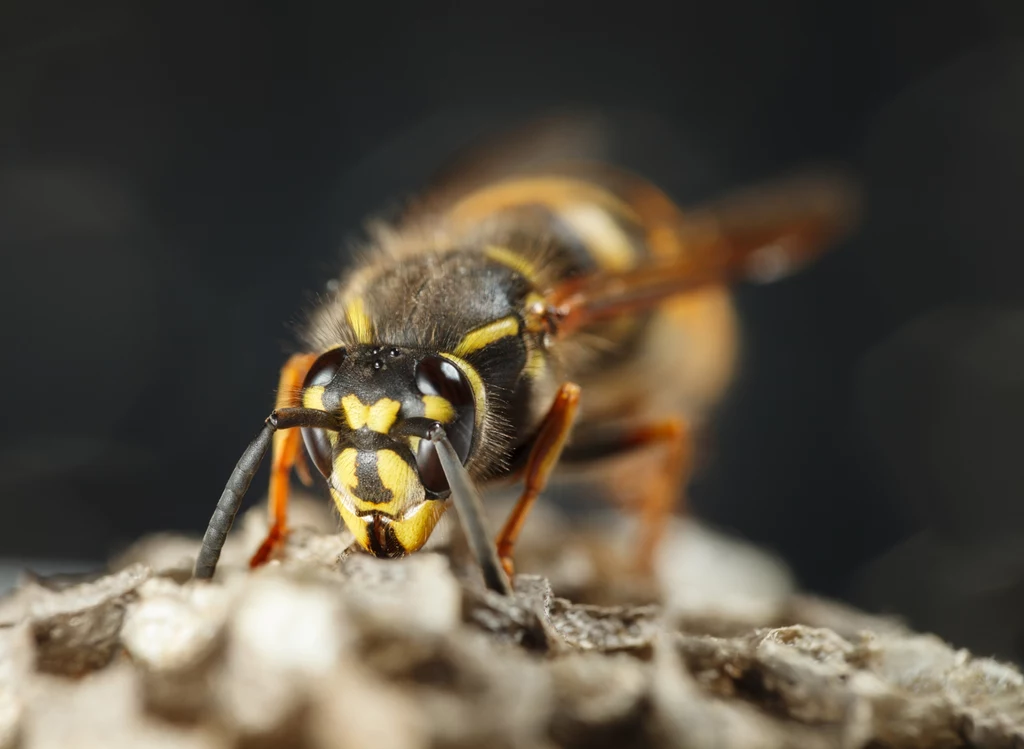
top-left (298, 345), bottom-right (478, 557)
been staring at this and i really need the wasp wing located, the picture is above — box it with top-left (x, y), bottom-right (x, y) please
top-left (541, 170), bottom-right (861, 338)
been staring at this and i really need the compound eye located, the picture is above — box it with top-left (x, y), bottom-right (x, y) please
top-left (301, 348), bottom-right (346, 478)
top-left (413, 355), bottom-right (476, 497)
top-left (303, 347), bottom-right (346, 389)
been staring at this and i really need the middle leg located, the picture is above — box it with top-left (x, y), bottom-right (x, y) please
top-left (495, 382), bottom-right (582, 578)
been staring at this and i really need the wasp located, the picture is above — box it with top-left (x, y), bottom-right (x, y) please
top-left (192, 118), bottom-right (857, 594)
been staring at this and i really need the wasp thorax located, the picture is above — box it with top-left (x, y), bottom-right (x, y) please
top-left (296, 344), bottom-right (478, 557)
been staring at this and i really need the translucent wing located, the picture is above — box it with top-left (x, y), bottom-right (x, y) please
top-left (536, 170), bottom-right (861, 338)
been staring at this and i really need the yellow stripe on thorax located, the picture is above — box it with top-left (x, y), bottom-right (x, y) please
top-left (484, 245), bottom-right (541, 285)
top-left (450, 177), bottom-right (643, 273)
top-left (345, 298), bottom-right (374, 344)
top-left (448, 177), bottom-right (641, 225)
top-left (341, 395), bottom-right (401, 433)
top-left (453, 316), bottom-right (520, 357)
top-left (555, 202), bottom-right (636, 272)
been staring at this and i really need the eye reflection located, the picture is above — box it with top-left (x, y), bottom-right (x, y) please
top-left (304, 348), bottom-right (346, 388)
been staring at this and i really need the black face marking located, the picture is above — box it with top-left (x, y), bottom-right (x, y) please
top-left (353, 449), bottom-right (393, 505)
top-left (322, 345), bottom-right (423, 405)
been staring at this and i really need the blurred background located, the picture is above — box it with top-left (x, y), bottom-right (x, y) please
top-left (3, 0), bottom-right (1024, 660)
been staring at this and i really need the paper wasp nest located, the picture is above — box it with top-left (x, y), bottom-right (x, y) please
top-left (0, 493), bottom-right (1022, 749)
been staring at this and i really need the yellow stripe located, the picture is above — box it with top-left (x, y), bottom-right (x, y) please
top-left (341, 395), bottom-right (401, 433)
top-left (448, 177), bottom-right (641, 225)
top-left (333, 447), bottom-right (407, 516)
top-left (334, 448), bottom-right (358, 490)
top-left (341, 395), bottom-right (368, 430)
top-left (555, 203), bottom-right (636, 272)
top-left (524, 345), bottom-right (546, 379)
top-left (375, 449), bottom-right (420, 502)
top-left (367, 398), bottom-right (401, 433)
top-left (302, 385), bottom-right (325, 410)
top-left (422, 395), bottom-right (455, 423)
top-left (345, 298), bottom-right (373, 344)
top-left (484, 245), bottom-right (540, 284)
top-left (453, 316), bottom-right (520, 357)
top-left (439, 354), bottom-right (485, 430)
top-left (390, 500), bottom-right (447, 553)
top-left (331, 492), bottom-right (370, 550)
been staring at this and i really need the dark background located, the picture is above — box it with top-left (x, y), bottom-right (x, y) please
top-left (4, 1), bottom-right (1024, 660)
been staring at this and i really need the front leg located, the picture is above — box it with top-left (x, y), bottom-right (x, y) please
top-left (495, 382), bottom-right (582, 578)
top-left (249, 352), bottom-right (318, 568)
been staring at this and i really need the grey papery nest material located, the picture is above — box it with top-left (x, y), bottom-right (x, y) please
top-left (0, 495), bottom-right (1022, 749)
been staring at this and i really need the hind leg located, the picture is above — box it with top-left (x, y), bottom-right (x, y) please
top-left (561, 417), bottom-right (693, 574)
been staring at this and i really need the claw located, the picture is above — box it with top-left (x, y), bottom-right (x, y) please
top-left (249, 525), bottom-right (288, 568)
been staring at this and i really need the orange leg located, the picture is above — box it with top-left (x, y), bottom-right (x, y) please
top-left (249, 352), bottom-right (318, 568)
top-left (495, 382), bottom-right (581, 578)
top-left (561, 418), bottom-right (692, 574)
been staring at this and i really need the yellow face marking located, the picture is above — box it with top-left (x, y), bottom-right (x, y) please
top-left (345, 297), bottom-right (374, 344)
top-left (331, 495), bottom-right (370, 550)
top-left (375, 450), bottom-right (421, 504)
top-left (334, 449), bottom-right (424, 516)
top-left (334, 448), bottom-right (359, 490)
top-left (439, 354), bottom-right (485, 429)
top-left (332, 486), bottom-right (445, 556)
top-left (341, 395), bottom-right (401, 433)
top-left (367, 398), bottom-right (401, 433)
top-left (422, 394), bottom-right (455, 423)
top-left (390, 500), bottom-right (447, 553)
top-left (484, 245), bottom-right (540, 284)
top-left (302, 385), bottom-right (325, 410)
top-left (453, 317), bottom-right (520, 357)
top-left (351, 496), bottom-right (400, 515)
top-left (330, 447), bottom-right (441, 555)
